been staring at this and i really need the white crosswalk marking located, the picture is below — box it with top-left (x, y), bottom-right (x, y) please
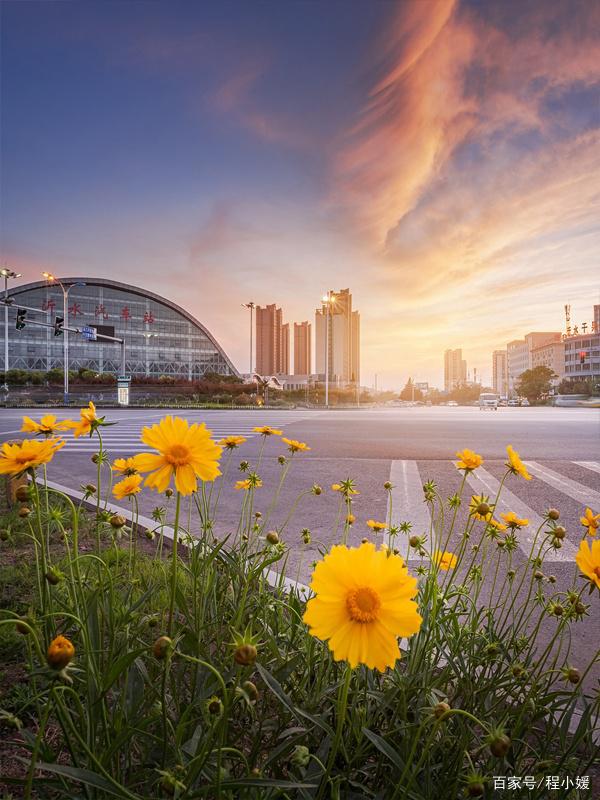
top-left (388, 460), bottom-right (431, 560)
top-left (574, 461), bottom-right (600, 476)
top-left (54, 411), bottom-right (319, 453)
top-left (525, 462), bottom-right (600, 507)
top-left (465, 466), bottom-right (578, 562)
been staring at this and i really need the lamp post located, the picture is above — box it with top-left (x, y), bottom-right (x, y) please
top-left (42, 273), bottom-right (86, 404)
top-left (242, 302), bottom-right (255, 379)
top-left (1, 268), bottom-right (21, 387)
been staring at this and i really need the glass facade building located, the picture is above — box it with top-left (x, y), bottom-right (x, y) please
top-left (2, 278), bottom-right (239, 379)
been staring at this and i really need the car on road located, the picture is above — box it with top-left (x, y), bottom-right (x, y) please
top-left (507, 399), bottom-right (520, 406)
top-left (446, 400), bottom-right (458, 406)
top-left (479, 392), bottom-right (499, 410)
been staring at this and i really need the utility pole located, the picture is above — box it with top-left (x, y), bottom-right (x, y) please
top-left (42, 274), bottom-right (86, 404)
top-left (1, 268), bottom-right (21, 388)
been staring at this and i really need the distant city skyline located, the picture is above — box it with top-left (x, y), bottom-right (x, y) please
top-left (1, 0), bottom-right (599, 389)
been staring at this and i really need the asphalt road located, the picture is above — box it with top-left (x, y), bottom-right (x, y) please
top-left (2, 405), bottom-right (599, 688)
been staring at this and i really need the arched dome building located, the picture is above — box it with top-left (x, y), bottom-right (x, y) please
top-left (2, 278), bottom-right (239, 379)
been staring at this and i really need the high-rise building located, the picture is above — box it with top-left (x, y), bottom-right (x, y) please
top-left (492, 350), bottom-right (508, 396)
top-left (281, 323), bottom-right (290, 375)
top-left (293, 321), bottom-right (311, 375)
top-left (507, 332), bottom-right (561, 394)
top-left (315, 288), bottom-right (360, 385)
top-left (444, 349), bottom-right (467, 392)
top-left (255, 304), bottom-right (289, 375)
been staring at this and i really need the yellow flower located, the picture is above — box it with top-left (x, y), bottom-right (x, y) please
top-left (455, 449), bottom-right (483, 471)
top-left (134, 416), bottom-right (222, 495)
top-left (252, 426), bottom-right (282, 436)
top-left (488, 518), bottom-right (508, 532)
top-left (581, 507), bottom-right (599, 536)
top-left (219, 435), bottom-right (247, 450)
top-left (111, 456), bottom-right (140, 475)
top-left (0, 438), bottom-right (65, 475)
top-left (113, 473), bottom-right (143, 500)
top-left (47, 635), bottom-right (75, 670)
top-left (501, 512), bottom-right (529, 529)
top-left (67, 401), bottom-right (99, 438)
top-left (303, 542), bottom-right (422, 671)
top-left (282, 438), bottom-right (310, 453)
top-left (366, 519), bottom-right (386, 533)
top-left (575, 538), bottom-right (600, 590)
top-left (432, 550), bottom-right (457, 570)
top-left (235, 478), bottom-right (262, 490)
top-left (21, 414), bottom-right (73, 436)
top-left (346, 513), bottom-right (356, 525)
top-left (506, 445), bottom-right (531, 480)
top-left (331, 482), bottom-right (359, 496)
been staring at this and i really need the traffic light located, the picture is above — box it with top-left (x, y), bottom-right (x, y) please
top-left (54, 316), bottom-right (64, 337)
top-left (580, 351), bottom-right (587, 364)
top-left (15, 309), bottom-right (27, 330)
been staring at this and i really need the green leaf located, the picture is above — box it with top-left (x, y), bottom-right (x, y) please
top-left (362, 727), bottom-right (404, 771)
top-left (21, 761), bottom-right (139, 799)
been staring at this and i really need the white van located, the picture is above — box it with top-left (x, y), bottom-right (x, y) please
top-left (479, 392), bottom-right (499, 410)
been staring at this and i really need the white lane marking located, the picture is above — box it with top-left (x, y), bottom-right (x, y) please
top-left (525, 462), bottom-right (600, 508)
top-left (388, 460), bottom-right (431, 561)
top-left (574, 461), bottom-right (600, 476)
top-left (465, 466), bottom-right (577, 562)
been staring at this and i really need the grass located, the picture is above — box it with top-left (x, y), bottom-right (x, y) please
top-left (0, 417), bottom-right (598, 799)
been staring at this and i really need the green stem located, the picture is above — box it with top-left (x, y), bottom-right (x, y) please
top-left (168, 492), bottom-right (182, 636)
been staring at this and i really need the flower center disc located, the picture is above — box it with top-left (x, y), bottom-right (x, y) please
top-left (346, 586), bottom-right (381, 623)
top-left (165, 444), bottom-right (191, 466)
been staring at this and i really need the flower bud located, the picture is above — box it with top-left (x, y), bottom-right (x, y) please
top-left (45, 567), bottom-right (63, 586)
top-left (383, 481), bottom-right (393, 490)
top-left (152, 636), bottom-right (173, 660)
top-left (110, 514), bottom-right (127, 529)
top-left (290, 745), bottom-right (310, 768)
top-left (165, 488), bottom-right (174, 498)
top-left (85, 484), bottom-right (97, 494)
top-left (15, 485), bottom-right (31, 502)
top-left (91, 453), bottom-right (100, 464)
top-left (311, 484), bottom-right (322, 495)
top-left (566, 667), bottom-right (580, 684)
top-left (254, 511), bottom-right (262, 519)
top-left (409, 535), bottom-right (420, 548)
top-left (242, 680), bottom-right (259, 702)
top-left (575, 601), bottom-right (586, 615)
top-left (552, 603), bottom-right (564, 617)
top-left (361, 537), bottom-right (369, 544)
top-left (533, 570), bottom-right (544, 580)
top-left (507, 569), bottom-right (515, 579)
top-left (234, 643), bottom-right (257, 666)
top-left (207, 697), bottom-right (223, 716)
top-left (47, 635), bottom-right (75, 670)
top-left (547, 574), bottom-right (556, 584)
top-left (467, 782), bottom-right (485, 797)
top-left (433, 701), bottom-right (451, 719)
top-left (145, 529), bottom-right (155, 540)
top-left (548, 508), bottom-right (560, 520)
top-left (266, 531), bottom-right (279, 545)
top-left (489, 733), bottom-right (511, 758)
top-left (18, 506), bottom-right (31, 518)
top-left (301, 529), bottom-right (311, 545)
top-left (16, 618), bottom-right (31, 635)
top-left (278, 455), bottom-right (286, 465)
top-left (0, 529), bottom-right (9, 541)
top-left (346, 514), bottom-right (355, 525)
top-left (553, 526), bottom-right (566, 539)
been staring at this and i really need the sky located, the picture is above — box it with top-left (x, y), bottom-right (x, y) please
top-left (1, 0), bottom-right (599, 389)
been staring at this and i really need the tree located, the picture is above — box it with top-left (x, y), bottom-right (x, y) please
top-left (400, 378), bottom-right (423, 401)
top-left (516, 366), bottom-right (556, 404)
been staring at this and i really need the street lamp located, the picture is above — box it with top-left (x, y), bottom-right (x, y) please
top-left (322, 291), bottom-right (335, 408)
top-left (242, 302), bottom-right (255, 378)
top-left (1, 268), bottom-right (21, 387)
top-left (42, 273), bottom-right (86, 404)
